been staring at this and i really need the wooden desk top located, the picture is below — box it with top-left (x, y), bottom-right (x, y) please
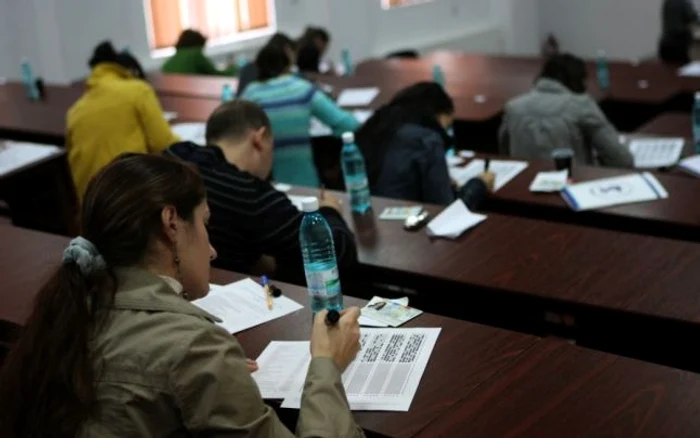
top-left (637, 112), bottom-right (691, 139)
top-left (148, 73), bottom-right (239, 100)
top-left (0, 223), bottom-right (540, 438)
top-left (419, 339), bottom-right (700, 438)
top-left (484, 158), bottom-right (700, 241)
top-left (289, 187), bottom-right (700, 326)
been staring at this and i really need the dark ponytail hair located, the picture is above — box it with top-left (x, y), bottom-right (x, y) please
top-left (256, 43), bottom-right (291, 81)
top-left (0, 154), bottom-right (206, 438)
top-left (356, 82), bottom-right (455, 186)
top-left (88, 40), bottom-right (146, 79)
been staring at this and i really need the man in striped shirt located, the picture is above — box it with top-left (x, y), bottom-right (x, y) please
top-left (165, 100), bottom-right (357, 286)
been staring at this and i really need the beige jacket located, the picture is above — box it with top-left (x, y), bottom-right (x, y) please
top-left (79, 268), bottom-right (365, 437)
top-left (499, 78), bottom-right (634, 168)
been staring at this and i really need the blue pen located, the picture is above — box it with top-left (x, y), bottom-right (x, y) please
top-left (261, 276), bottom-right (273, 310)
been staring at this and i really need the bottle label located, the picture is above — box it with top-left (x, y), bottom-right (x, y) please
top-left (305, 266), bottom-right (341, 297)
top-left (348, 177), bottom-right (369, 192)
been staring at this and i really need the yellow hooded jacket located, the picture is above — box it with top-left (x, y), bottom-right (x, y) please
top-left (66, 63), bottom-right (179, 200)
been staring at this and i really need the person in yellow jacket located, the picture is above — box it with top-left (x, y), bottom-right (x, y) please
top-left (66, 41), bottom-right (179, 201)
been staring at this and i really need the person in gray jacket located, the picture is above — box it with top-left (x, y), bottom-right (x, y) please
top-left (499, 54), bottom-right (634, 169)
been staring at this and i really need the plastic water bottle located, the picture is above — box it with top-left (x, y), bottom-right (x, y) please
top-left (299, 197), bottom-right (343, 313)
top-left (693, 93), bottom-right (700, 154)
top-left (341, 132), bottom-right (371, 214)
top-left (341, 49), bottom-right (353, 76)
top-left (596, 50), bottom-right (610, 91)
top-left (20, 58), bottom-right (40, 101)
top-left (221, 84), bottom-right (234, 102)
top-left (433, 64), bottom-right (445, 88)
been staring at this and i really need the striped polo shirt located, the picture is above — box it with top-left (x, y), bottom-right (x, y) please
top-left (164, 142), bottom-right (358, 286)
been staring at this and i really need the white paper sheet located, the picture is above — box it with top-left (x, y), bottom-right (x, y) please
top-left (192, 278), bottom-right (303, 334)
top-left (172, 122), bottom-right (206, 145)
top-left (426, 199), bottom-right (487, 239)
top-left (679, 61), bottom-right (700, 77)
top-left (286, 194), bottom-right (315, 211)
top-left (273, 327), bottom-right (440, 411)
top-left (629, 138), bottom-right (684, 168)
top-left (458, 150), bottom-right (476, 159)
top-left (529, 170), bottom-right (569, 193)
top-left (163, 111), bottom-right (178, 122)
top-left (446, 155), bottom-right (464, 167)
top-left (337, 87), bottom-right (380, 107)
top-left (679, 155), bottom-right (700, 177)
top-left (252, 341), bottom-right (312, 399)
top-left (378, 206), bottom-right (423, 221)
top-left (449, 159), bottom-right (528, 191)
top-left (0, 142), bottom-right (61, 177)
top-left (561, 172), bottom-right (669, 211)
top-left (273, 183), bottom-right (292, 192)
top-left (310, 110), bottom-right (375, 137)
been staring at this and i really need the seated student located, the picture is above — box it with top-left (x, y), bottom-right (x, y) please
top-left (499, 54), bottom-right (634, 168)
top-left (296, 27), bottom-right (331, 73)
top-left (356, 82), bottom-right (494, 208)
top-left (67, 41), bottom-right (179, 201)
top-left (242, 44), bottom-right (360, 187)
top-left (161, 29), bottom-right (238, 76)
top-left (237, 32), bottom-right (297, 96)
top-left (659, 0), bottom-right (698, 64)
top-left (165, 100), bottom-right (357, 285)
top-left (0, 154), bottom-right (364, 437)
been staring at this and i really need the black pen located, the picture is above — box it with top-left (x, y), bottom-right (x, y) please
top-left (325, 309), bottom-right (340, 326)
top-left (484, 158), bottom-right (490, 173)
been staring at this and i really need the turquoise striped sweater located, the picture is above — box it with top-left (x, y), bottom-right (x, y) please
top-left (242, 74), bottom-right (360, 187)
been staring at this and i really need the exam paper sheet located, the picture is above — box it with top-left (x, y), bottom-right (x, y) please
top-left (171, 122), bottom-right (206, 146)
top-left (0, 142), bottom-right (61, 177)
top-left (192, 278), bottom-right (303, 334)
top-left (337, 88), bottom-right (380, 107)
top-left (449, 159), bottom-right (528, 191)
top-left (628, 138), bottom-right (684, 169)
top-left (265, 328), bottom-right (440, 411)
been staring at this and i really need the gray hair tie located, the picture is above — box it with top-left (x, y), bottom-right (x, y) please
top-left (62, 236), bottom-right (106, 276)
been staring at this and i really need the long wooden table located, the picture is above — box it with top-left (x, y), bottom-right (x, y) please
top-left (5, 223), bottom-right (700, 436)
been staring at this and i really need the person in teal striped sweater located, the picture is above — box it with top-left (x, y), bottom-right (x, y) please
top-left (241, 44), bottom-right (359, 187)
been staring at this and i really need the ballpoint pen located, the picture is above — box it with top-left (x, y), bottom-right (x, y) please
top-left (261, 275), bottom-right (273, 310)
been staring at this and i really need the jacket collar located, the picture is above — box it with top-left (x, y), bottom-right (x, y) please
top-left (534, 77), bottom-right (572, 94)
top-left (87, 63), bottom-right (134, 87)
top-left (111, 267), bottom-right (221, 323)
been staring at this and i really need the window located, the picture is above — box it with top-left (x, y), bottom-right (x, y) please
top-left (381, 0), bottom-right (434, 9)
top-left (145, 0), bottom-right (275, 53)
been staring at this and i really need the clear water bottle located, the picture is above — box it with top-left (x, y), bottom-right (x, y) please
top-left (221, 84), bottom-right (234, 102)
top-left (693, 93), bottom-right (700, 154)
top-left (433, 64), bottom-right (445, 88)
top-left (596, 50), bottom-right (610, 91)
top-left (20, 58), bottom-right (39, 101)
top-left (341, 132), bottom-right (371, 214)
top-left (299, 197), bottom-right (343, 313)
top-left (341, 49), bottom-right (353, 76)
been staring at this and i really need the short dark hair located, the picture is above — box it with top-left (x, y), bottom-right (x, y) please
top-left (267, 32), bottom-right (296, 52)
top-left (539, 53), bottom-right (587, 93)
top-left (205, 100), bottom-right (271, 144)
top-left (176, 29), bottom-right (207, 49)
top-left (299, 27), bottom-right (330, 44)
top-left (255, 43), bottom-right (291, 81)
top-left (88, 40), bottom-right (145, 78)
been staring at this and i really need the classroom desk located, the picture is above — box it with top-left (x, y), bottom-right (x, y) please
top-left (637, 112), bottom-right (691, 139)
top-left (0, 222), bottom-right (542, 437)
top-left (478, 157), bottom-right (700, 242)
top-left (148, 73), bottom-right (239, 100)
top-left (419, 339), bottom-right (700, 438)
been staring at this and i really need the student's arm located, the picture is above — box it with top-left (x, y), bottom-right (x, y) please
top-left (195, 51), bottom-right (238, 76)
top-left (173, 325), bottom-right (364, 437)
top-left (579, 97), bottom-right (634, 168)
top-left (136, 85), bottom-right (180, 153)
top-left (418, 135), bottom-right (457, 206)
top-left (250, 183), bottom-right (357, 283)
top-left (310, 90), bottom-right (361, 136)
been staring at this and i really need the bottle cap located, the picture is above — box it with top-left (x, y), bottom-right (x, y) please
top-left (342, 132), bottom-right (354, 144)
top-left (301, 197), bottom-right (319, 212)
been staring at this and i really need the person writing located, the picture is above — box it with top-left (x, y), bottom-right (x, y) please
top-left (166, 100), bottom-right (357, 286)
top-left (242, 44), bottom-right (359, 187)
top-left (499, 54), bottom-right (634, 168)
top-left (67, 41), bottom-right (179, 201)
top-left (0, 154), bottom-right (364, 437)
top-left (355, 82), bottom-right (494, 208)
top-left (162, 29), bottom-right (238, 76)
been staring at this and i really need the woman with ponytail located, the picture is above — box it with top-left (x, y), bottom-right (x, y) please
top-left (0, 154), bottom-right (364, 437)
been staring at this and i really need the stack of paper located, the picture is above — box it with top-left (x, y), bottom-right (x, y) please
top-left (172, 122), bottom-right (206, 146)
top-left (252, 327), bottom-right (441, 411)
top-left (378, 206), bottom-right (423, 221)
top-left (529, 170), bottom-right (569, 193)
top-left (192, 278), bottom-right (303, 334)
top-left (337, 87), bottom-right (380, 107)
top-left (678, 155), bottom-right (700, 177)
top-left (628, 138), bottom-right (684, 168)
top-left (361, 296), bottom-right (422, 327)
top-left (679, 61), bottom-right (700, 77)
top-left (561, 172), bottom-right (668, 211)
top-left (448, 159), bottom-right (528, 191)
top-left (0, 142), bottom-right (61, 177)
top-left (426, 199), bottom-right (487, 239)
